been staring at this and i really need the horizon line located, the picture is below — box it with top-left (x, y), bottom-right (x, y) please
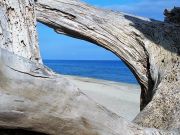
top-left (43, 59), bottom-right (121, 61)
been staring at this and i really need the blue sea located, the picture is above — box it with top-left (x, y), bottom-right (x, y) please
top-left (43, 60), bottom-right (138, 84)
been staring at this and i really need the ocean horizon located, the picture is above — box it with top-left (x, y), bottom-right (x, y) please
top-left (43, 60), bottom-right (138, 84)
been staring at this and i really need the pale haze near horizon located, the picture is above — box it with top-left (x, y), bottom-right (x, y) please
top-left (38, 0), bottom-right (180, 60)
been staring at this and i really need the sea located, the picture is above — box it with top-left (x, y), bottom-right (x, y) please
top-left (43, 60), bottom-right (138, 84)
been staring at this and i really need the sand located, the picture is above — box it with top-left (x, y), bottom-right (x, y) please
top-left (63, 75), bottom-right (141, 121)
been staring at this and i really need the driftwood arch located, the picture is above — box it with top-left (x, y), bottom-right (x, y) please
top-left (35, 0), bottom-right (180, 128)
top-left (36, 1), bottom-right (153, 111)
top-left (0, 0), bottom-right (179, 135)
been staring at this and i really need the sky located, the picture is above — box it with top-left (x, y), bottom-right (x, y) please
top-left (37, 0), bottom-right (180, 60)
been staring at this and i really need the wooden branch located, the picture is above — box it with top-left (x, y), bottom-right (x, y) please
top-left (35, 0), bottom-right (156, 110)
top-left (35, 0), bottom-right (180, 130)
top-left (0, 48), bottom-right (178, 135)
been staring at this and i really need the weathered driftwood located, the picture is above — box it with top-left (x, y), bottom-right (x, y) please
top-left (0, 0), bottom-right (179, 134)
top-left (36, 0), bottom-right (153, 111)
top-left (35, 0), bottom-right (180, 130)
top-left (1, 48), bottom-right (177, 135)
top-left (0, 0), bottom-right (41, 62)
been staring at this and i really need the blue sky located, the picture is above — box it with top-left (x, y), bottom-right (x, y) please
top-left (38, 0), bottom-right (180, 60)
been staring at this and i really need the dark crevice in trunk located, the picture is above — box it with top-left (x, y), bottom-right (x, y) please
top-left (140, 57), bottom-right (154, 110)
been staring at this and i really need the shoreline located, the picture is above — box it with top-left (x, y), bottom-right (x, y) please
top-left (63, 75), bottom-right (141, 121)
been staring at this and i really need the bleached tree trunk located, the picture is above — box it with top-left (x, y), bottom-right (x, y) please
top-left (0, 0), bottom-right (41, 62)
top-left (0, 0), bottom-right (179, 134)
top-left (0, 48), bottom-right (177, 135)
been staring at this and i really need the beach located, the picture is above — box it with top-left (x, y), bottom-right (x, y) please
top-left (64, 75), bottom-right (141, 121)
